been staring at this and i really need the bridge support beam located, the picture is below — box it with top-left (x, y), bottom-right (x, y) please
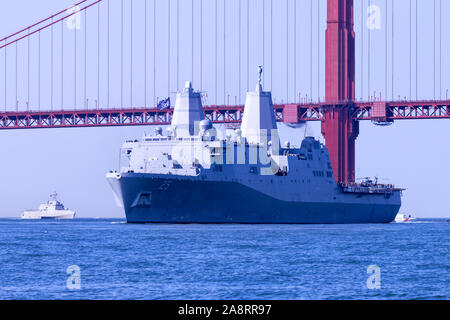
top-left (323, 0), bottom-right (358, 183)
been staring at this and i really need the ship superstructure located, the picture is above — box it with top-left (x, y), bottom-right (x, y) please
top-left (107, 69), bottom-right (402, 224)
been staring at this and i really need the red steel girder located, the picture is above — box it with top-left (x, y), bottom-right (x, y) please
top-left (353, 100), bottom-right (450, 121)
top-left (0, 108), bottom-right (173, 129)
top-left (2, 101), bottom-right (450, 130)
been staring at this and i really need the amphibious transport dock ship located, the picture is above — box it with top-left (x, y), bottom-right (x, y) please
top-left (107, 69), bottom-right (402, 224)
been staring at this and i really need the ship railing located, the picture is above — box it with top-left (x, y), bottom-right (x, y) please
top-left (339, 182), bottom-right (396, 195)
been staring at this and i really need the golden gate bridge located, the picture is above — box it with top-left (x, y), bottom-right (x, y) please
top-left (0, 0), bottom-right (449, 184)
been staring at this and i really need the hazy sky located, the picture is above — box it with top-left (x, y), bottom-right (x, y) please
top-left (0, 0), bottom-right (449, 218)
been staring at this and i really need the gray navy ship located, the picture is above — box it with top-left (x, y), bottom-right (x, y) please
top-left (107, 69), bottom-right (402, 224)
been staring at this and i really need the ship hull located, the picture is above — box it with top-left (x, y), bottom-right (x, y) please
top-left (107, 173), bottom-right (401, 224)
top-left (21, 211), bottom-right (75, 220)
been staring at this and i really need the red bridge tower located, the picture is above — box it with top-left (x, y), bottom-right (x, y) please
top-left (322, 0), bottom-right (359, 183)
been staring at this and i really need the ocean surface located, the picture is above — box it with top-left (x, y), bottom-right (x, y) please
top-left (0, 218), bottom-right (448, 300)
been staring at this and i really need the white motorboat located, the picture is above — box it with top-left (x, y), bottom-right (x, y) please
top-left (394, 213), bottom-right (415, 223)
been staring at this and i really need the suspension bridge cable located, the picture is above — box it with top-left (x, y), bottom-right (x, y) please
top-left (409, 0), bottom-right (412, 100)
top-left (434, 0), bottom-right (436, 99)
top-left (262, 0), bottom-right (266, 85)
top-left (224, 0), bottom-right (226, 104)
top-left (239, 0), bottom-right (241, 104)
top-left (385, 0), bottom-right (387, 100)
top-left (177, 0), bottom-right (179, 91)
top-left (51, 18), bottom-right (54, 109)
top-left (440, 0), bottom-right (442, 99)
top-left (0, 1), bottom-right (101, 51)
top-left (270, 0), bottom-right (272, 91)
top-left (310, 0), bottom-right (312, 101)
top-left (153, 0), bottom-right (156, 105)
top-left (27, 29), bottom-right (30, 109)
top-left (168, 0), bottom-right (170, 98)
top-left (75, 17), bottom-right (77, 109)
top-left (361, 0), bottom-right (363, 100)
top-left (416, 0), bottom-right (418, 100)
top-left (131, 0), bottom-right (133, 107)
top-left (286, 0), bottom-right (289, 102)
top-left (317, 0), bottom-right (320, 101)
top-left (247, 0), bottom-right (249, 93)
top-left (144, 0), bottom-right (147, 107)
top-left (61, 20), bottom-right (64, 109)
top-left (107, 1), bottom-right (109, 108)
top-left (15, 42), bottom-right (17, 110)
top-left (391, 0), bottom-right (394, 100)
top-left (98, 2), bottom-right (100, 108)
top-left (216, 0), bottom-right (218, 104)
top-left (121, 0), bottom-right (123, 107)
top-left (294, 0), bottom-right (296, 101)
top-left (0, 0), bottom-right (89, 43)
top-left (85, 9), bottom-right (88, 108)
top-left (193, 0), bottom-right (195, 85)
top-left (4, 40), bottom-right (6, 110)
top-left (200, 0), bottom-right (203, 91)
top-left (263, 0), bottom-right (265, 87)
top-left (38, 31), bottom-right (41, 110)
top-left (368, 0), bottom-right (370, 100)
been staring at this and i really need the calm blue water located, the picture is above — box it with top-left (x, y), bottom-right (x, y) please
top-left (0, 218), bottom-right (448, 300)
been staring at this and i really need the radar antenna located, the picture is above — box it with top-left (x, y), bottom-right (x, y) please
top-left (50, 191), bottom-right (58, 202)
top-left (258, 66), bottom-right (263, 86)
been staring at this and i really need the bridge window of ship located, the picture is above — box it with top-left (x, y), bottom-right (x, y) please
top-left (172, 162), bottom-right (182, 169)
top-left (313, 171), bottom-right (325, 177)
